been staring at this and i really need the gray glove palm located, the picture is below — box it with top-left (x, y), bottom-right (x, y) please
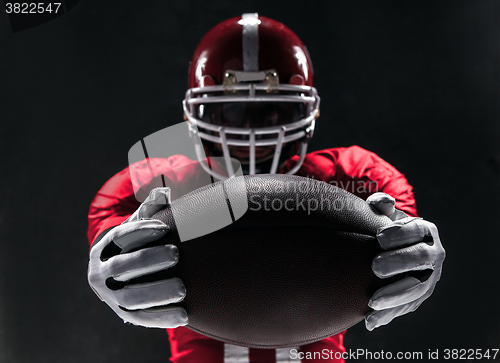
top-left (87, 188), bottom-right (188, 328)
top-left (365, 192), bottom-right (446, 331)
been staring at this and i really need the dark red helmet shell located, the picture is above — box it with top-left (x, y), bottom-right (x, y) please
top-left (188, 15), bottom-right (314, 88)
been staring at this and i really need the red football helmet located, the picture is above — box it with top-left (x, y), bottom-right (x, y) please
top-left (183, 13), bottom-right (320, 176)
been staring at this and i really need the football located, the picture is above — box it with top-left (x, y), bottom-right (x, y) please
top-left (148, 174), bottom-right (393, 348)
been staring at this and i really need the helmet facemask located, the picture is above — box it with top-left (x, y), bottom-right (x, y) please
top-left (183, 69), bottom-right (319, 177)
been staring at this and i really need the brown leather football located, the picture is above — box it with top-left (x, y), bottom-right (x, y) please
top-left (150, 174), bottom-right (393, 348)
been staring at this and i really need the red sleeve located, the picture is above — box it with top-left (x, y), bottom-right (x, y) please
top-left (283, 145), bottom-right (418, 217)
top-left (87, 155), bottom-right (203, 246)
top-left (86, 167), bottom-right (140, 247)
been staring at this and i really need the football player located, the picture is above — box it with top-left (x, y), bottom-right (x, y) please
top-left (87, 14), bottom-right (445, 363)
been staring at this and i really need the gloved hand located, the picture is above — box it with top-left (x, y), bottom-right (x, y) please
top-left (88, 187), bottom-right (188, 328)
top-left (364, 192), bottom-right (445, 331)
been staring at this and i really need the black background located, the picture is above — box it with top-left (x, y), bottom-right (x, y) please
top-left (0, 1), bottom-right (499, 362)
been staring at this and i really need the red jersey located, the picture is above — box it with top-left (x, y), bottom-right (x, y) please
top-left (87, 145), bottom-right (417, 363)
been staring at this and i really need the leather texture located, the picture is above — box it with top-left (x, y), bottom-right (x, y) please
top-left (148, 174), bottom-right (394, 348)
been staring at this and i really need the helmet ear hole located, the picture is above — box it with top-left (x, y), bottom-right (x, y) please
top-left (288, 75), bottom-right (305, 86)
top-left (200, 75), bottom-right (216, 87)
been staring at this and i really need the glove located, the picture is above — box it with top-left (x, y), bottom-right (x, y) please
top-left (87, 187), bottom-right (188, 328)
top-left (364, 192), bottom-right (446, 331)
